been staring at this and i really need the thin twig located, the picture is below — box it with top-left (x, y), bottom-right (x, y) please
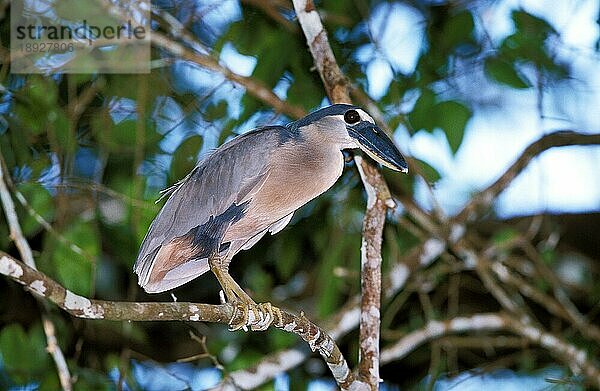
top-left (489, 256), bottom-right (600, 343)
top-left (381, 313), bottom-right (506, 364)
top-left (0, 161), bottom-right (35, 268)
top-left (241, 0), bottom-right (297, 32)
top-left (97, 0), bottom-right (306, 119)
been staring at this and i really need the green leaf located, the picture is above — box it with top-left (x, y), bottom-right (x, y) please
top-left (322, 0), bottom-right (361, 24)
top-left (16, 182), bottom-right (55, 237)
top-left (512, 10), bottom-right (555, 39)
top-left (71, 366), bottom-right (114, 391)
top-left (541, 248), bottom-right (556, 266)
top-left (13, 101), bottom-right (45, 135)
top-left (246, 263), bottom-right (273, 298)
top-left (93, 111), bottom-right (138, 152)
top-left (316, 228), bottom-right (348, 317)
top-left (38, 372), bottom-right (61, 391)
top-left (51, 109), bottom-right (77, 154)
top-left (441, 10), bottom-right (475, 49)
top-left (0, 323), bottom-right (50, 383)
top-left (23, 76), bottom-right (58, 108)
top-left (484, 57), bottom-right (531, 88)
top-left (408, 88), bottom-right (437, 133)
top-left (274, 234), bottom-right (300, 280)
top-left (416, 159), bottom-right (441, 183)
top-left (51, 220), bottom-right (99, 296)
top-left (204, 100), bottom-right (229, 122)
top-left (491, 228), bottom-right (520, 245)
top-left (383, 167), bottom-right (414, 197)
top-left (13, 78), bottom-right (62, 137)
top-left (251, 34), bottom-right (291, 87)
top-left (287, 58), bottom-right (323, 110)
top-left (435, 100), bottom-right (471, 154)
top-left (409, 89), bottom-right (472, 154)
top-left (269, 328), bottom-right (296, 350)
top-left (170, 135), bottom-right (203, 181)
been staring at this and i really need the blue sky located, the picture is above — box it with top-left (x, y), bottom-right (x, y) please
top-left (366, 0), bottom-right (600, 216)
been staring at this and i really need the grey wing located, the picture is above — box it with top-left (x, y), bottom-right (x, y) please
top-left (134, 126), bottom-right (287, 293)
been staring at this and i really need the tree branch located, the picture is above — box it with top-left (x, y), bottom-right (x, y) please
top-left (291, 0), bottom-right (350, 104)
top-left (224, 226), bottom-right (445, 389)
top-left (488, 257), bottom-right (600, 343)
top-left (219, 127), bottom-right (599, 386)
top-left (0, 159), bottom-right (35, 269)
top-left (380, 311), bottom-right (600, 389)
top-left (456, 130), bottom-right (600, 222)
top-left (0, 157), bottom-right (73, 391)
top-left (240, 0), bottom-right (298, 32)
top-left (0, 252), bottom-right (356, 389)
top-left (150, 32), bottom-right (306, 119)
top-left (355, 156), bottom-right (386, 386)
top-left (380, 313), bottom-right (506, 364)
top-left (291, 1), bottom-right (397, 388)
top-left (98, 0), bottom-right (306, 119)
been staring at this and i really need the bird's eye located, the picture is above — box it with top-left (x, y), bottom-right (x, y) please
top-left (344, 110), bottom-right (360, 124)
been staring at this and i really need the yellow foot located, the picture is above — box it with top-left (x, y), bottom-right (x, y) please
top-left (228, 301), bottom-right (282, 332)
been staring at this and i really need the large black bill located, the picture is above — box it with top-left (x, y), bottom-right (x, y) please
top-left (348, 122), bottom-right (408, 172)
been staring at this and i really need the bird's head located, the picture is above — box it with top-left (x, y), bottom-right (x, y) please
top-left (293, 104), bottom-right (408, 173)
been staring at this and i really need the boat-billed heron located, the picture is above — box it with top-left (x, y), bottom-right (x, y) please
top-left (135, 104), bottom-right (408, 330)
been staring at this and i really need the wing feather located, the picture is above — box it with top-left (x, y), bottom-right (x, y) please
top-left (134, 126), bottom-right (287, 291)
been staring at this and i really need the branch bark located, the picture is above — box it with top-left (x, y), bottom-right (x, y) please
top-left (0, 252), bottom-right (356, 389)
top-left (0, 157), bottom-right (73, 391)
top-left (292, 1), bottom-right (397, 388)
top-left (224, 234), bottom-right (444, 389)
top-left (379, 312), bottom-right (600, 390)
top-left (355, 156), bottom-right (386, 386)
top-left (456, 130), bottom-right (600, 222)
top-left (151, 32), bottom-right (306, 119)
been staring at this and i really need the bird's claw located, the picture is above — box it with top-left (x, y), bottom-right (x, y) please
top-left (228, 301), bottom-right (282, 332)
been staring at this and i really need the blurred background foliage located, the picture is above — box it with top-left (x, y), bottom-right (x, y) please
top-left (0, 0), bottom-right (599, 389)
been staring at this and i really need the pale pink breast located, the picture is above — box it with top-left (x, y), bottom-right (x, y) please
top-left (223, 144), bottom-right (344, 242)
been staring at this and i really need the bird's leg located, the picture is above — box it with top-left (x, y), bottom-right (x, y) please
top-left (208, 254), bottom-right (281, 331)
top-left (212, 265), bottom-right (254, 304)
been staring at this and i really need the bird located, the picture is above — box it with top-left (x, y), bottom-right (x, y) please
top-left (134, 104), bottom-right (408, 330)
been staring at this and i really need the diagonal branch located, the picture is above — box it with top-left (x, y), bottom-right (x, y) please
top-left (240, 0), bottom-right (298, 32)
top-left (456, 130), bottom-right (600, 222)
top-left (150, 32), bottom-right (306, 119)
top-left (0, 160), bottom-right (35, 268)
top-left (380, 313), bottom-right (506, 364)
top-left (0, 252), bottom-right (356, 389)
top-left (99, 0), bottom-right (306, 119)
top-left (291, 0), bottom-right (350, 104)
top-left (379, 311), bottom-right (600, 390)
top-left (224, 235), bottom-right (444, 389)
